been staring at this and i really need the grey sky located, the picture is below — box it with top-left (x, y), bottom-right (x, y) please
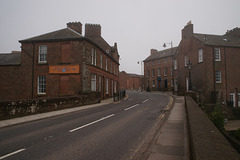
top-left (0, 0), bottom-right (239, 74)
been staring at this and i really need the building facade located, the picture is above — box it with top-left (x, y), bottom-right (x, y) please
top-left (176, 22), bottom-right (240, 106)
top-left (0, 22), bottom-right (120, 101)
top-left (119, 71), bottom-right (143, 90)
top-left (144, 47), bottom-right (177, 92)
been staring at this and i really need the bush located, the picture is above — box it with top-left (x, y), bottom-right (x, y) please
top-left (235, 129), bottom-right (240, 141)
top-left (209, 104), bottom-right (224, 130)
top-left (232, 108), bottom-right (240, 119)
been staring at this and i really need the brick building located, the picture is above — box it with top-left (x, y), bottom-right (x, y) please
top-left (144, 47), bottom-right (177, 91)
top-left (119, 71), bottom-right (143, 90)
top-left (176, 22), bottom-right (240, 106)
top-left (0, 22), bottom-right (120, 101)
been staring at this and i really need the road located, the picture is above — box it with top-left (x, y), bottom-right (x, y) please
top-left (0, 91), bottom-right (170, 160)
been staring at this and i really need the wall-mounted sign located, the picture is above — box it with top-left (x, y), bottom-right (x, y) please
top-left (49, 65), bottom-right (79, 74)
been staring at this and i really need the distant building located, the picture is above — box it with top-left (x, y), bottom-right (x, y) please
top-left (176, 22), bottom-right (240, 105)
top-left (144, 47), bottom-right (177, 91)
top-left (0, 22), bottom-right (120, 101)
top-left (119, 71), bottom-right (143, 90)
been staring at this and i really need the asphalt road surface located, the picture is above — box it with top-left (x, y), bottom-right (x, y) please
top-left (0, 90), bottom-right (170, 160)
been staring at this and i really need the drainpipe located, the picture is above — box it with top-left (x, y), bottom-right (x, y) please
top-left (224, 47), bottom-right (228, 103)
top-left (212, 46), bottom-right (216, 92)
top-left (32, 43), bottom-right (35, 99)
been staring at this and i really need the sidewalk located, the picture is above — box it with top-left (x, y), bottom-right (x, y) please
top-left (147, 95), bottom-right (189, 160)
top-left (0, 98), bottom-right (113, 128)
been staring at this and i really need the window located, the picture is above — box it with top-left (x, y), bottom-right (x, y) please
top-left (164, 68), bottom-right (167, 76)
top-left (38, 75), bottom-right (46, 94)
top-left (99, 76), bottom-right (101, 92)
top-left (152, 69), bottom-right (155, 77)
top-left (147, 70), bottom-right (149, 78)
top-left (100, 54), bottom-right (103, 69)
top-left (152, 80), bottom-right (155, 87)
top-left (106, 58), bottom-right (108, 71)
top-left (152, 61), bottom-right (155, 66)
top-left (171, 67), bottom-right (174, 75)
top-left (91, 48), bottom-right (94, 65)
top-left (185, 56), bottom-right (188, 67)
top-left (198, 49), bottom-right (203, 63)
top-left (94, 50), bottom-right (97, 66)
top-left (106, 78), bottom-right (109, 94)
top-left (91, 74), bottom-right (96, 91)
top-left (216, 70), bottom-right (221, 83)
top-left (114, 80), bottom-right (117, 94)
top-left (158, 69), bottom-right (161, 76)
top-left (147, 62), bottom-right (149, 66)
top-left (215, 48), bottom-right (221, 61)
top-left (110, 62), bottom-right (112, 73)
top-left (39, 45), bottom-right (47, 63)
top-left (114, 64), bottom-right (116, 75)
top-left (174, 59), bottom-right (177, 69)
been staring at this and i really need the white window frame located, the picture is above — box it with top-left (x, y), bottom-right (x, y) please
top-left (114, 80), bottom-right (117, 93)
top-left (39, 45), bottom-right (47, 63)
top-left (152, 80), bottom-right (155, 87)
top-left (152, 69), bottom-right (155, 77)
top-left (147, 70), bottom-right (149, 78)
top-left (38, 75), bottom-right (46, 94)
top-left (215, 48), bottom-right (221, 61)
top-left (216, 70), bottom-right (221, 83)
top-left (100, 54), bottom-right (103, 69)
top-left (94, 50), bottom-right (97, 66)
top-left (198, 49), bottom-right (203, 63)
top-left (91, 74), bottom-right (96, 91)
top-left (99, 76), bottom-right (101, 92)
top-left (106, 58), bottom-right (108, 71)
top-left (164, 68), bottom-right (167, 76)
top-left (91, 48), bottom-right (94, 65)
top-left (174, 59), bottom-right (177, 69)
top-left (106, 78), bottom-right (109, 94)
top-left (158, 69), bottom-right (161, 77)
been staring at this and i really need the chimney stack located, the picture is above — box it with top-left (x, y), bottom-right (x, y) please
top-left (85, 24), bottom-right (101, 37)
top-left (150, 49), bottom-right (158, 55)
top-left (182, 21), bottom-right (193, 39)
top-left (67, 22), bottom-right (82, 34)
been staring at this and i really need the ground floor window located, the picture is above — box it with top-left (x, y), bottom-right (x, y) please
top-left (38, 75), bottom-right (46, 94)
top-left (91, 74), bottom-right (96, 91)
top-left (106, 78), bottom-right (109, 94)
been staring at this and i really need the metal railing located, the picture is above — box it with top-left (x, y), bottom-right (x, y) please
top-left (113, 90), bottom-right (126, 102)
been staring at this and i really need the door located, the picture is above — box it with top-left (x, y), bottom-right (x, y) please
top-left (230, 93), bottom-right (235, 107)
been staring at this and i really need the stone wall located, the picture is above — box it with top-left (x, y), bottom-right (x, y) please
top-left (185, 96), bottom-right (240, 160)
top-left (0, 92), bottom-right (100, 120)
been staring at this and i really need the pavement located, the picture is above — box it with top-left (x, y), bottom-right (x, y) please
top-left (224, 120), bottom-right (240, 131)
top-left (146, 94), bottom-right (189, 160)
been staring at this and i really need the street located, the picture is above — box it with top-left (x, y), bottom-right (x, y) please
top-left (0, 91), bottom-right (170, 160)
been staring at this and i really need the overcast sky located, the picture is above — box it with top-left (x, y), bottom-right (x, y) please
top-left (0, 0), bottom-right (239, 74)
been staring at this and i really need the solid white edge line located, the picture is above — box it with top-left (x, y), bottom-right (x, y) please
top-left (124, 104), bottom-right (139, 111)
top-left (69, 114), bottom-right (115, 133)
top-left (142, 99), bottom-right (149, 103)
top-left (0, 148), bottom-right (26, 160)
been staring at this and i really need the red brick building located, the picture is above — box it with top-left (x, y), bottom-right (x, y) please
top-left (176, 22), bottom-right (240, 106)
top-left (144, 47), bottom-right (177, 91)
top-left (0, 22), bottom-right (120, 101)
top-left (119, 71), bottom-right (143, 90)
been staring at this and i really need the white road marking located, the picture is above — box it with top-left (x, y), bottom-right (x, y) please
top-left (0, 148), bottom-right (26, 160)
top-left (69, 114), bottom-right (115, 133)
top-left (124, 104), bottom-right (139, 111)
top-left (142, 99), bottom-right (149, 103)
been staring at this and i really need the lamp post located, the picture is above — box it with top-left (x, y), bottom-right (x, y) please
top-left (187, 60), bottom-right (192, 91)
top-left (137, 61), bottom-right (144, 91)
top-left (163, 41), bottom-right (174, 95)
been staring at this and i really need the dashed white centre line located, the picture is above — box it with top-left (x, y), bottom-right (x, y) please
top-left (0, 148), bottom-right (26, 160)
top-left (69, 114), bottom-right (115, 133)
top-left (142, 99), bottom-right (149, 103)
top-left (124, 104), bottom-right (139, 111)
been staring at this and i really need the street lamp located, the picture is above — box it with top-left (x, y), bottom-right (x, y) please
top-left (187, 60), bottom-right (192, 91)
top-left (137, 61), bottom-right (144, 91)
top-left (163, 41), bottom-right (174, 95)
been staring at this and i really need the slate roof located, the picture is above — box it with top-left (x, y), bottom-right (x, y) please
top-left (19, 28), bottom-right (83, 43)
top-left (144, 47), bottom-right (178, 62)
top-left (193, 33), bottom-right (240, 47)
top-left (0, 53), bottom-right (21, 65)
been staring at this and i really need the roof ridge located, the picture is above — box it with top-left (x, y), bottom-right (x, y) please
top-left (67, 27), bottom-right (83, 37)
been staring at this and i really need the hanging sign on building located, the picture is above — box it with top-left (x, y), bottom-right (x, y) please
top-left (49, 65), bottom-right (79, 74)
